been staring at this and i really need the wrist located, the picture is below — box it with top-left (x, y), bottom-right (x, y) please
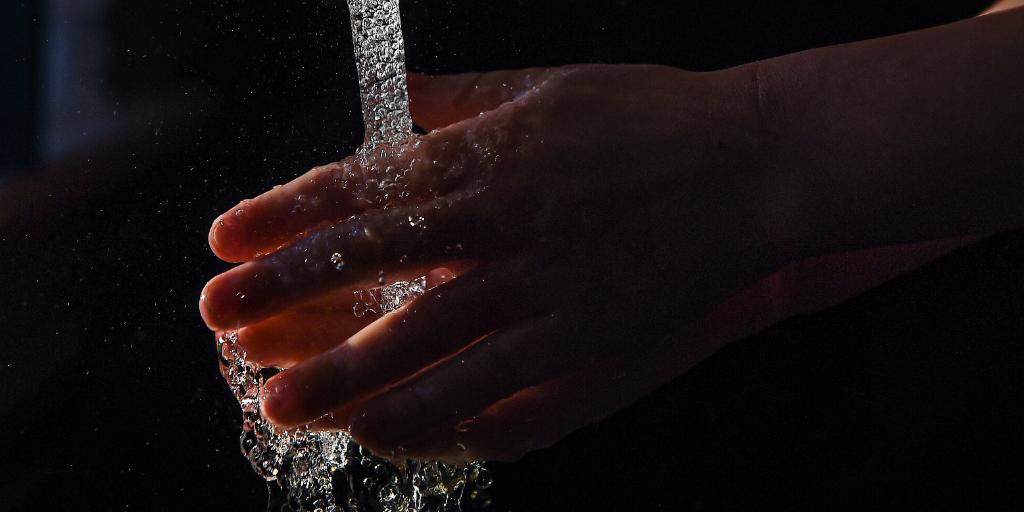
top-left (705, 62), bottom-right (807, 271)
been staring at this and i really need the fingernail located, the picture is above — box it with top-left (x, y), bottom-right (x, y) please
top-left (426, 267), bottom-right (455, 289)
top-left (208, 214), bottom-right (246, 262)
top-left (199, 280), bottom-right (229, 330)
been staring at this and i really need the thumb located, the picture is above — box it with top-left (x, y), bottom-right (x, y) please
top-left (406, 67), bottom-right (556, 131)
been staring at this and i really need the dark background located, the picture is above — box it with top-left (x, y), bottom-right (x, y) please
top-left (2, 0), bottom-right (1022, 510)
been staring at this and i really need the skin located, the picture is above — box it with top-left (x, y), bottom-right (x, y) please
top-left (201, 6), bottom-right (1024, 463)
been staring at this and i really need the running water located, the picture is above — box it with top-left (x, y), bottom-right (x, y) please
top-left (219, 1), bottom-right (491, 511)
top-left (348, 0), bottom-right (413, 151)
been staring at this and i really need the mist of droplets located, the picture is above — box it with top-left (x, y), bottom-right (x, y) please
top-left (220, 3), bottom-right (492, 510)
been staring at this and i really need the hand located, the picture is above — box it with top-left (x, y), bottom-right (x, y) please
top-left (200, 63), bottom-right (972, 462)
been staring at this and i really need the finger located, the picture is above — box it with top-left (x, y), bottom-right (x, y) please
top-left (407, 67), bottom-right (562, 131)
top-left (398, 363), bottom-right (619, 463)
top-left (238, 311), bottom-right (370, 369)
top-left (394, 336), bottom-right (696, 463)
top-left (209, 126), bottom-right (473, 263)
top-left (351, 308), bottom-right (714, 461)
top-left (260, 262), bottom-right (537, 430)
top-left (304, 308), bottom-right (550, 434)
top-left (237, 265), bottom-right (464, 368)
top-left (200, 192), bottom-right (488, 330)
top-left (210, 159), bottom-right (364, 263)
top-left (307, 400), bottom-right (367, 432)
top-left (347, 313), bottom-right (587, 456)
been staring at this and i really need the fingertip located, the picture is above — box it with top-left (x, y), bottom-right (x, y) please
top-left (261, 373), bottom-right (301, 430)
top-left (199, 280), bottom-right (218, 330)
top-left (208, 211), bottom-right (248, 263)
top-left (234, 327), bottom-right (260, 359)
top-left (199, 274), bottom-right (241, 331)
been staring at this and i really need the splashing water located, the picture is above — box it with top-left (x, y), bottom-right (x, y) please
top-left (219, 322), bottom-right (489, 512)
top-left (220, 1), bottom-right (491, 510)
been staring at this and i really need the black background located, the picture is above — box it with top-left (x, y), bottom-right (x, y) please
top-left (3, 1), bottom-right (1022, 510)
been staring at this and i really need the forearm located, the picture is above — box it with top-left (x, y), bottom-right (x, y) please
top-left (983, 0), bottom-right (1024, 15)
top-left (753, 7), bottom-right (1024, 259)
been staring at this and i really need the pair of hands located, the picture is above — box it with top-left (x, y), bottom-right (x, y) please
top-left (201, 64), bottom-right (969, 462)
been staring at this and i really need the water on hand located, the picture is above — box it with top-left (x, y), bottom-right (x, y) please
top-left (219, 1), bottom-right (490, 511)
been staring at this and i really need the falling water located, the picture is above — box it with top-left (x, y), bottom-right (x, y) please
top-left (348, 0), bottom-right (413, 151)
top-left (220, 1), bottom-right (491, 510)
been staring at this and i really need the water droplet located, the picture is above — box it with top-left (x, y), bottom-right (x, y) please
top-left (474, 467), bottom-right (492, 489)
top-left (455, 418), bottom-right (476, 432)
top-left (353, 302), bottom-right (367, 318)
top-left (330, 252), bottom-right (345, 270)
top-left (377, 269), bottom-right (386, 285)
top-left (379, 483), bottom-right (399, 502)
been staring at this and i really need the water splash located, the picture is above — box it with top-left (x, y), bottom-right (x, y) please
top-left (219, 326), bottom-right (490, 512)
top-left (353, 276), bottom-right (426, 318)
top-left (221, 5), bottom-right (491, 509)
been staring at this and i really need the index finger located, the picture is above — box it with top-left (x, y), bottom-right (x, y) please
top-left (209, 131), bottom-right (466, 263)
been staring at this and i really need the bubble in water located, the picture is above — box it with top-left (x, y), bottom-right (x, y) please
top-left (330, 252), bottom-right (346, 270)
top-left (353, 301), bottom-right (368, 318)
top-left (471, 467), bottom-right (492, 490)
top-left (380, 483), bottom-right (400, 502)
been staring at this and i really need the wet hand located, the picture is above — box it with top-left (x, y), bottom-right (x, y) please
top-left (202, 64), bottom-right (796, 462)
